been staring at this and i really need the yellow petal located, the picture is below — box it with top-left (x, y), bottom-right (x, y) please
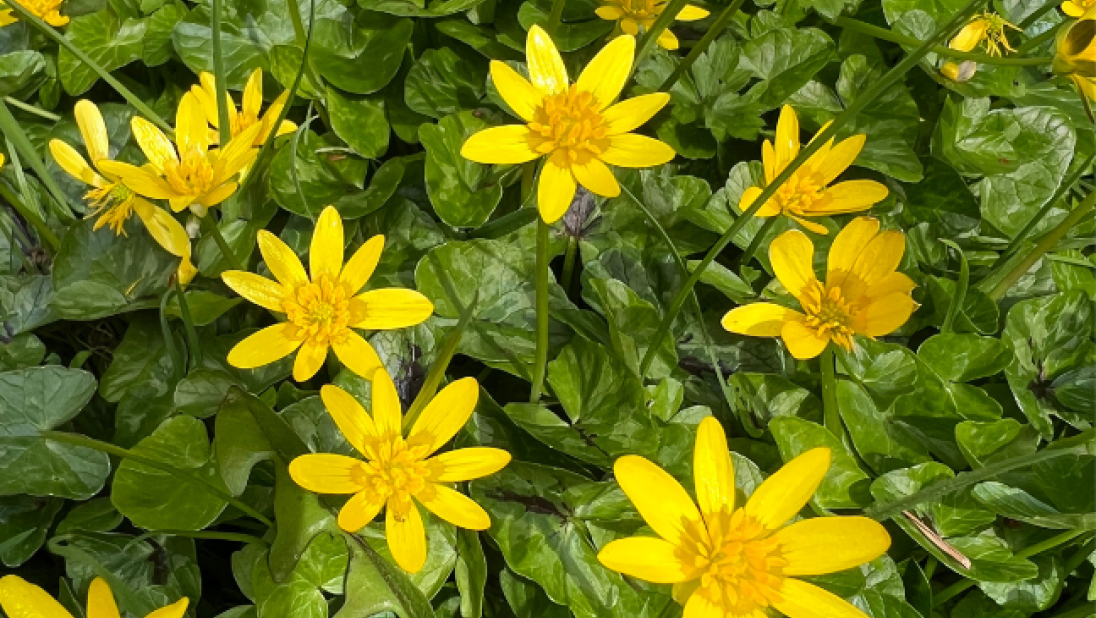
top-left (339, 491), bottom-right (385, 532)
top-left (169, 195), bottom-right (196, 213)
top-left (293, 340), bottom-right (329, 381)
top-left (417, 484), bottom-right (491, 530)
top-left (740, 185), bottom-right (781, 217)
top-left (596, 6), bottom-right (624, 20)
top-left (613, 455), bottom-right (706, 548)
top-left (192, 73), bottom-right (220, 126)
top-left (97, 160), bottom-right (177, 199)
top-left (460, 125), bottom-right (539, 165)
top-left (817, 134), bottom-right (865, 185)
top-left (769, 230), bottom-right (817, 303)
top-left (597, 537), bottom-right (697, 583)
top-left (198, 181), bottom-right (239, 208)
top-left (743, 447), bottom-right (830, 529)
top-left (221, 271), bottom-right (287, 313)
top-left (693, 416), bottom-right (734, 524)
top-left (1063, 0), bottom-right (1085, 17)
top-left (227, 322), bottom-right (303, 369)
top-left (243, 68), bottom-right (263, 121)
top-left (721, 303), bottom-right (804, 337)
top-left (780, 320), bottom-right (830, 360)
top-left (657, 29), bottom-right (679, 50)
top-left (213, 124), bottom-right (261, 180)
top-left (599, 133), bottom-right (676, 168)
top-left (289, 453), bottom-right (367, 494)
top-left (790, 214), bottom-right (831, 235)
top-left (371, 367), bottom-right (403, 442)
top-left (258, 229), bottom-right (309, 287)
top-left (491, 61), bottom-right (542, 122)
top-left (260, 91), bottom-right (294, 142)
top-left (340, 235), bottom-right (384, 295)
top-left (864, 271), bottom-right (916, 300)
top-left (601, 93), bottom-right (670, 135)
top-left (762, 139), bottom-right (777, 182)
top-left (676, 5), bottom-right (709, 20)
top-left (331, 330), bottom-right (384, 381)
top-left (572, 157), bottom-right (620, 197)
top-left (526, 24), bottom-right (568, 96)
top-left (133, 199), bottom-right (190, 258)
top-left (87, 578), bottom-right (120, 618)
top-left (386, 502), bottom-right (427, 573)
top-left (772, 578), bottom-right (871, 618)
top-left (847, 228), bottom-right (905, 291)
top-left (813, 180), bottom-right (888, 215)
top-left (537, 159), bottom-right (577, 223)
top-left (311, 205), bottom-right (344, 281)
top-left (0, 575), bottom-right (77, 618)
top-left (432, 447), bottom-right (512, 482)
top-left (74, 100), bottom-right (109, 165)
top-left (176, 92), bottom-right (209, 155)
top-left (49, 139), bottom-right (99, 186)
top-left (949, 20), bottom-right (986, 52)
top-left (349, 289), bottom-right (434, 330)
top-left (682, 584), bottom-right (724, 618)
top-left (826, 216), bottom-right (879, 289)
top-left (620, 18), bottom-right (639, 35)
top-left (575, 34), bottom-right (634, 110)
top-left (774, 516), bottom-right (891, 577)
top-left (774, 105), bottom-right (801, 171)
top-left (321, 384), bottom-right (379, 457)
top-left (145, 599), bottom-right (189, 618)
top-left (854, 292), bottom-right (917, 337)
top-left (408, 377), bottom-right (479, 455)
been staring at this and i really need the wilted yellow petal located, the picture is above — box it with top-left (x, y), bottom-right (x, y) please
top-left (774, 516), bottom-right (891, 577)
top-left (598, 537), bottom-right (697, 583)
top-left (743, 447), bottom-right (830, 529)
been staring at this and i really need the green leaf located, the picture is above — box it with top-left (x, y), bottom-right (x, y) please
top-left (59, 7), bottom-right (147, 94)
top-left (740, 26), bottom-right (834, 110)
top-left (214, 389), bottom-right (277, 496)
top-left (0, 495), bottom-right (63, 566)
top-left (268, 466), bottom-right (341, 582)
top-left (0, 51), bottom-right (45, 97)
top-left (310, 10), bottom-right (413, 94)
top-left (326, 85), bottom-right (390, 159)
top-left (268, 129), bottom-right (352, 219)
top-left (917, 333), bottom-right (1011, 383)
top-left (770, 416), bottom-right (873, 508)
top-left (55, 498), bottom-right (124, 536)
top-left (334, 534), bottom-right (438, 618)
top-left (455, 529), bottom-right (486, 618)
top-left (404, 47), bottom-right (487, 118)
top-left (585, 277), bottom-right (677, 380)
top-left (838, 380), bottom-right (932, 475)
top-left (419, 112), bottom-right (503, 228)
top-left (971, 481), bottom-right (1096, 530)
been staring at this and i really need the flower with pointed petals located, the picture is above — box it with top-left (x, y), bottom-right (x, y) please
top-left (0, 575), bottom-right (188, 618)
top-left (221, 205), bottom-right (433, 381)
top-left (1054, 5), bottom-right (1096, 100)
top-left (595, 0), bottom-right (709, 50)
top-left (289, 370), bottom-right (511, 573)
top-left (599, 416), bottom-right (890, 618)
top-left (191, 68), bottom-right (297, 147)
top-left (461, 25), bottom-right (675, 223)
top-left (722, 217), bottom-right (917, 359)
top-left (740, 106), bottom-right (888, 235)
top-left (949, 12), bottom-right (1019, 56)
top-left (49, 100), bottom-right (197, 283)
top-left (98, 92), bottom-right (261, 217)
top-left (0, 0), bottom-right (68, 27)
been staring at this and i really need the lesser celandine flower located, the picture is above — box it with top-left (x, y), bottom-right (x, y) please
top-left (191, 68), bottom-right (297, 147)
top-left (1062, 0), bottom-right (1095, 17)
top-left (99, 92), bottom-right (261, 216)
top-left (289, 369), bottom-right (511, 573)
top-left (221, 205), bottom-right (433, 381)
top-left (595, 0), bottom-right (709, 50)
top-left (1054, 5), bottom-right (1096, 100)
top-left (948, 12), bottom-right (1019, 56)
top-left (722, 217), bottom-right (916, 359)
top-left (461, 25), bottom-right (675, 223)
top-left (599, 417), bottom-right (890, 618)
top-left (741, 106), bottom-right (888, 234)
top-left (0, 575), bottom-right (188, 618)
top-left (0, 0), bottom-right (68, 27)
top-left (49, 100), bottom-right (198, 282)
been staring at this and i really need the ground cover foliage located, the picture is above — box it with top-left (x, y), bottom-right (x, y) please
top-left (0, 0), bottom-right (1091, 616)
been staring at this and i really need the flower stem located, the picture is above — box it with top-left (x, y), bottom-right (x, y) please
top-left (635, 0), bottom-right (689, 68)
top-left (660, 0), bottom-right (747, 91)
top-left (201, 214), bottom-right (243, 271)
top-left (211, 0), bottom-right (233, 148)
top-left (0, 181), bottom-right (60, 251)
top-left (544, 0), bottom-right (567, 36)
top-left (402, 291), bottom-right (478, 431)
top-left (835, 17), bottom-right (1053, 66)
top-left (560, 236), bottom-right (578, 294)
top-left (988, 190), bottom-right (1095, 301)
top-left (42, 430), bottom-right (275, 528)
top-left (3, 96), bottom-right (60, 122)
top-left (940, 240), bottom-right (969, 334)
top-left (530, 219), bottom-right (551, 403)
top-left (737, 216), bottom-right (779, 268)
top-left (820, 346), bottom-right (847, 444)
top-left (175, 286), bottom-right (204, 368)
top-left (134, 529), bottom-right (269, 546)
top-left (637, 0), bottom-right (990, 378)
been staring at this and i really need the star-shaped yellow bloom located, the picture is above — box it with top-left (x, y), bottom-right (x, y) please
top-left (741, 105), bottom-right (889, 235)
top-left (0, 575), bottom-right (188, 618)
top-left (1054, 5), bottom-right (1096, 100)
top-left (221, 205), bottom-right (434, 381)
top-left (722, 217), bottom-right (917, 359)
top-left (595, 1), bottom-right (709, 50)
top-left (461, 25), bottom-right (675, 223)
top-left (190, 68), bottom-right (297, 148)
top-left (289, 370), bottom-right (511, 573)
top-left (0, 0), bottom-right (68, 27)
top-left (98, 92), bottom-right (261, 216)
top-left (948, 11), bottom-right (1019, 56)
top-left (49, 100), bottom-right (198, 283)
top-left (599, 417), bottom-right (891, 618)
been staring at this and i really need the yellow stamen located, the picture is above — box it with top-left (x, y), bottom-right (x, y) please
top-left (801, 281), bottom-right (857, 350)
top-left (692, 509), bottom-right (789, 615)
top-left (356, 437), bottom-right (434, 518)
top-left (282, 275), bottom-right (352, 347)
top-left (527, 86), bottom-right (611, 166)
top-left (86, 182), bottom-right (138, 236)
top-left (164, 148), bottom-right (216, 197)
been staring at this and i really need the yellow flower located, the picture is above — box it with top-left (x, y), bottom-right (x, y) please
top-left (595, 1), bottom-right (709, 50)
top-left (0, 0), bottom-right (68, 27)
top-left (948, 12), bottom-right (1019, 56)
top-left (461, 25), bottom-right (675, 223)
top-left (221, 205), bottom-right (434, 381)
top-left (0, 575), bottom-right (188, 618)
top-left (98, 92), bottom-right (261, 216)
top-left (1063, 0), bottom-right (1096, 17)
top-left (190, 68), bottom-right (297, 148)
top-left (722, 217), bottom-right (917, 359)
top-left (289, 370), bottom-right (511, 573)
top-left (940, 60), bottom-right (978, 82)
top-left (49, 100), bottom-right (197, 282)
top-left (599, 417), bottom-right (890, 618)
top-left (741, 105), bottom-right (888, 235)
top-left (1054, 5), bottom-right (1096, 100)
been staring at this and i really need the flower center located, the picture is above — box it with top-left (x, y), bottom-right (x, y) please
top-left (696, 509), bottom-right (788, 614)
top-left (282, 275), bottom-right (351, 345)
top-left (14, 0), bottom-right (64, 18)
top-left (527, 86), bottom-right (610, 166)
top-left (974, 13), bottom-right (1019, 56)
top-left (86, 182), bottom-right (137, 236)
top-left (164, 148), bottom-right (215, 197)
top-left (801, 281), bottom-right (857, 350)
top-left (774, 171), bottom-right (825, 215)
top-left (356, 437), bottom-right (433, 517)
top-left (230, 113), bottom-right (259, 140)
top-left (619, 0), bottom-right (661, 19)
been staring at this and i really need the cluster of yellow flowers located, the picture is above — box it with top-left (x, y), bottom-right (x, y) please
top-left (0, 0), bottom-right (67, 27)
top-left (1, 575), bottom-right (187, 618)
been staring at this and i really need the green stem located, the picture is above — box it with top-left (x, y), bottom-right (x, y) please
top-left (1016, 20), bottom-right (1064, 53)
top-left (136, 529), bottom-right (268, 546)
top-left (1018, 0), bottom-right (1061, 29)
top-left (175, 286), bottom-right (203, 368)
top-left (211, 0), bottom-right (233, 147)
top-left (660, 0), bottom-right (747, 91)
top-left (638, 0), bottom-right (990, 378)
top-left (530, 219), bottom-right (551, 403)
top-left (988, 191), bottom-right (1095, 301)
top-left (3, 96), bottom-right (60, 122)
top-left (835, 17), bottom-right (1053, 66)
top-left (0, 101), bottom-right (74, 221)
top-left (42, 431), bottom-right (274, 528)
top-left (940, 240), bottom-right (968, 334)
top-left (0, 181), bottom-right (60, 251)
top-left (737, 216), bottom-right (779, 268)
top-left (160, 287), bottom-right (186, 382)
top-left (201, 214), bottom-right (243, 271)
top-left (820, 347), bottom-right (847, 444)
top-left (635, 0), bottom-right (689, 68)
top-left (402, 293), bottom-right (478, 431)
top-left (561, 236), bottom-right (578, 293)
top-left (544, 0), bottom-right (567, 36)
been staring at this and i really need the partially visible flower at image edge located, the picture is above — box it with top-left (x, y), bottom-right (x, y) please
top-left (948, 11), bottom-right (1019, 56)
top-left (221, 205), bottom-right (434, 381)
top-left (1054, 4), bottom-right (1096, 101)
top-left (0, 0), bottom-right (68, 27)
top-left (49, 100), bottom-right (198, 284)
top-left (461, 25), bottom-right (675, 224)
top-left (722, 217), bottom-right (917, 359)
top-left (0, 575), bottom-right (188, 618)
top-left (289, 369), bottom-right (511, 573)
top-left (1062, 0), bottom-right (1095, 17)
top-left (190, 67), bottom-right (298, 148)
top-left (595, 0), bottom-right (708, 50)
top-left (599, 416), bottom-right (891, 618)
top-left (740, 105), bottom-right (888, 235)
